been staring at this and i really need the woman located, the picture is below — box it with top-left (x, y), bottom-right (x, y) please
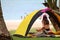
top-left (37, 15), bottom-right (51, 34)
top-left (35, 15), bottom-right (54, 37)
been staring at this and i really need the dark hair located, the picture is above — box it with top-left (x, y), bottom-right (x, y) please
top-left (42, 15), bottom-right (49, 25)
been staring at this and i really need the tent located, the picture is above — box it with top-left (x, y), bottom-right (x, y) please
top-left (13, 10), bottom-right (60, 37)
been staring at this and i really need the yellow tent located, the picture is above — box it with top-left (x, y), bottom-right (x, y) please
top-left (14, 10), bottom-right (60, 37)
top-left (15, 10), bottom-right (39, 36)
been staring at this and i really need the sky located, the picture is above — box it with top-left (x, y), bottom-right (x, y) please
top-left (1, 0), bottom-right (45, 20)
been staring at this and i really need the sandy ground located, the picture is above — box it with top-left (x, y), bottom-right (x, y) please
top-left (5, 20), bottom-right (23, 31)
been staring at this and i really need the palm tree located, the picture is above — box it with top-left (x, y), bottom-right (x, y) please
top-left (0, 0), bottom-right (12, 40)
top-left (43, 0), bottom-right (60, 31)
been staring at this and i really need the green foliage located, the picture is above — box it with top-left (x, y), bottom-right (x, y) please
top-left (44, 0), bottom-right (60, 14)
top-left (10, 30), bottom-right (60, 40)
top-left (12, 36), bottom-right (60, 40)
top-left (9, 30), bottom-right (16, 35)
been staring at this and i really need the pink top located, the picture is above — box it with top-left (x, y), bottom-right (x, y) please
top-left (41, 7), bottom-right (51, 13)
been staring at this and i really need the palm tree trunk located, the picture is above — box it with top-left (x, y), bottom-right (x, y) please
top-left (0, 0), bottom-right (12, 40)
top-left (50, 17), bottom-right (60, 31)
top-left (44, 0), bottom-right (60, 31)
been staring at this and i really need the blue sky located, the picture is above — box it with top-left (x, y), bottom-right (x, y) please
top-left (1, 0), bottom-right (45, 20)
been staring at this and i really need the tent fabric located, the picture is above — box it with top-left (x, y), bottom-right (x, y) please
top-left (14, 10), bottom-right (60, 37)
top-left (25, 11), bottom-right (43, 36)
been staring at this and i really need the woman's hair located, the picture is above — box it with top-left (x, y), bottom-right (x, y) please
top-left (42, 15), bottom-right (49, 25)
